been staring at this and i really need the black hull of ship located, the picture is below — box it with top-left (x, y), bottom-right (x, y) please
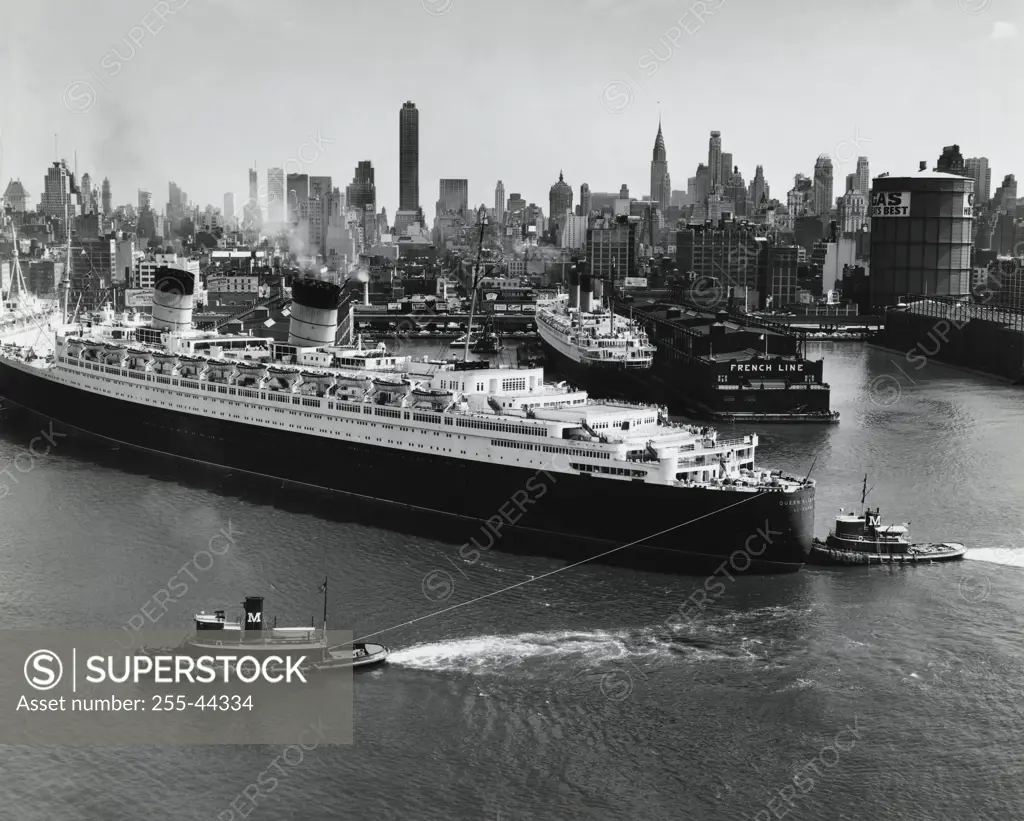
top-left (625, 358), bottom-right (834, 423)
top-left (0, 360), bottom-right (814, 574)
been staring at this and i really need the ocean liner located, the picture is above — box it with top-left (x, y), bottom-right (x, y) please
top-left (535, 266), bottom-right (655, 397)
top-left (0, 267), bottom-right (815, 573)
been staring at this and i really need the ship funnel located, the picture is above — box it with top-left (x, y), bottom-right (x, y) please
top-left (593, 278), bottom-right (604, 301)
top-left (568, 267), bottom-right (580, 309)
top-left (580, 273), bottom-right (593, 313)
top-left (243, 596), bottom-right (264, 632)
top-left (151, 266), bottom-right (196, 332)
top-left (288, 277), bottom-right (342, 347)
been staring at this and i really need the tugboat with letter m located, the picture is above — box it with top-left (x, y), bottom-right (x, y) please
top-left (139, 578), bottom-right (389, 670)
top-left (808, 477), bottom-right (965, 566)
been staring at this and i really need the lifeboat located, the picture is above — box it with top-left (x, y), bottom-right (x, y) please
top-left (178, 357), bottom-right (209, 379)
top-left (299, 371), bottom-right (337, 396)
top-left (82, 342), bottom-right (104, 361)
top-left (206, 360), bottom-right (237, 383)
top-left (372, 378), bottom-right (409, 394)
top-left (411, 387), bottom-right (454, 400)
top-left (126, 350), bottom-right (154, 370)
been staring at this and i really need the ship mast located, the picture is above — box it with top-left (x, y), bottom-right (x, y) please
top-left (463, 206), bottom-right (487, 361)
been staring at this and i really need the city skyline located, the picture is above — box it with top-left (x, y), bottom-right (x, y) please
top-left (1, 0), bottom-right (1021, 217)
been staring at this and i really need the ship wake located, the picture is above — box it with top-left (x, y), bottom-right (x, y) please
top-left (388, 628), bottom-right (747, 676)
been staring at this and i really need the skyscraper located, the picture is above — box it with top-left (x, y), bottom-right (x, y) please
top-left (720, 153), bottom-right (733, 184)
top-left (992, 174), bottom-right (1017, 212)
top-left (80, 173), bottom-right (92, 214)
top-left (856, 156), bottom-right (870, 195)
top-left (244, 168), bottom-right (262, 232)
top-left (495, 180), bottom-right (505, 223)
top-left (813, 155), bottom-right (834, 217)
top-left (549, 172), bottom-right (573, 226)
top-left (345, 162), bottom-right (376, 212)
top-left (41, 161), bottom-right (76, 222)
top-left (846, 173), bottom-right (855, 193)
top-left (224, 193), bottom-right (235, 227)
top-left (437, 179), bottom-right (469, 217)
top-left (286, 174), bottom-right (309, 223)
top-left (267, 167), bottom-right (285, 226)
top-left (708, 131), bottom-right (722, 192)
top-left (399, 101), bottom-right (419, 212)
top-left (650, 121), bottom-right (671, 216)
top-left (579, 183), bottom-right (592, 217)
top-left (965, 157), bottom-right (991, 204)
top-left (309, 176), bottom-right (332, 201)
top-left (101, 177), bottom-right (111, 215)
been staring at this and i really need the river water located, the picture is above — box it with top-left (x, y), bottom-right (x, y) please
top-left (1, 341), bottom-right (1022, 820)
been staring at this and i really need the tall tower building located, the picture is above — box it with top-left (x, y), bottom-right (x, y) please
top-left (720, 153), bottom-right (733, 184)
top-left (80, 173), bottom-right (93, 214)
top-left (399, 101), bottom-right (419, 212)
top-left (267, 167), bottom-right (285, 226)
top-left (579, 183), bottom-right (592, 217)
top-left (846, 173), bottom-right (855, 193)
top-left (992, 174), bottom-right (1017, 212)
top-left (101, 177), bottom-right (111, 215)
top-left (286, 174), bottom-right (309, 223)
top-left (437, 179), bottom-right (468, 217)
top-left (650, 121), bottom-right (670, 216)
top-left (345, 161), bottom-right (376, 211)
top-left (965, 157), bottom-right (991, 204)
top-left (41, 161), bottom-right (76, 222)
top-left (708, 131), bottom-right (723, 192)
top-left (856, 156), bottom-right (870, 195)
top-left (813, 155), bottom-right (834, 217)
top-left (244, 168), bottom-right (262, 232)
top-left (549, 172), bottom-right (573, 227)
top-left (749, 165), bottom-right (767, 213)
top-left (224, 193), bottom-right (235, 227)
top-left (495, 180), bottom-right (506, 223)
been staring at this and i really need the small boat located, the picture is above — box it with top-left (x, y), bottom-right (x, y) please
top-left (807, 477), bottom-right (965, 566)
top-left (138, 578), bottom-right (390, 670)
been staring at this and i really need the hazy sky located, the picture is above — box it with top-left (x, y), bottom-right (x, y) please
top-left (2, 0), bottom-right (1020, 217)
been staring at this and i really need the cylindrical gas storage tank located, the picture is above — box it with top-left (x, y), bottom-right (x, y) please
top-left (869, 169), bottom-right (974, 311)
top-left (568, 268), bottom-right (580, 309)
top-left (289, 278), bottom-right (342, 347)
top-left (580, 273), bottom-right (593, 313)
top-left (151, 266), bottom-right (196, 332)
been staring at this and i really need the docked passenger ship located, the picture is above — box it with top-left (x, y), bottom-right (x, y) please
top-left (0, 268), bottom-right (815, 573)
top-left (535, 267), bottom-right (656, 397)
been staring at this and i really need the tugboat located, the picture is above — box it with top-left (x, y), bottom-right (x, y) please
top-left (139, 578), bottom-right (389, 670)
top-left (808, 477), bottom-right (965, 566)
